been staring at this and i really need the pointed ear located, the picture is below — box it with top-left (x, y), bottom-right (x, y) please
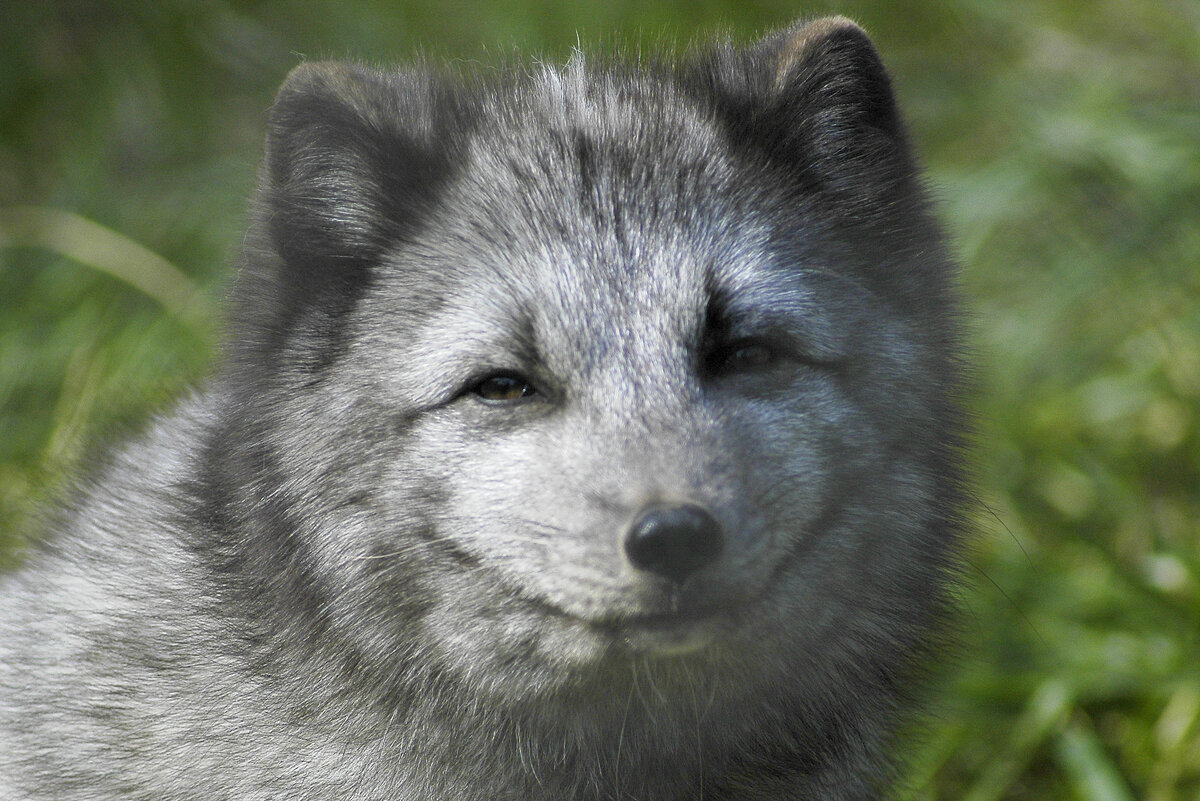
top-left (262, 61), bottom-right (460, 273)
top-left (764, 16), bottom-right (904, 143)
top-left (236, 61), bottom-right (468, 369)
top-left (693, 16), bottom-right (914, 197)
top-left (232, 61), bottom-right (467, 372)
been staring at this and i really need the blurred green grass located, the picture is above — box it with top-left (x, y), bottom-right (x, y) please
top-left (1, 1), bottom-right (1197, 799)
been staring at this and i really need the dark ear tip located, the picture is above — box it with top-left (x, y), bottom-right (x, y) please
top-left (275, 60), bottom-right (361, 104)
top-left (784, 14), bottom-right (871, 47)
top-left (267, 61), bottom-right (374, 184)
top-left (767, 15), bottom-right (902, 141)
top-left (772, 16), bottom-right (881, 86)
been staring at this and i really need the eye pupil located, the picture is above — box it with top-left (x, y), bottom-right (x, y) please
top-left (729, 344), bottom-right (773, 370)
top-left (709, 341), bottom-right (776, 375)
top-left (474, 374), bottom-right (535, 402)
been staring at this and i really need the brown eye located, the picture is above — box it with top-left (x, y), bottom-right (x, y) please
top-left (726, 343), bottom-right (775, 370)
top-left (708, 341), bottom-right (778, 376)
top-left (473, 373), bottom-right (537, 403)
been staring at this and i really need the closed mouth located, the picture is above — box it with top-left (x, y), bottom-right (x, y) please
top-left (585, 604), bottom-right (735, 657)
top-left (611, 614), bottom-right (723, 656)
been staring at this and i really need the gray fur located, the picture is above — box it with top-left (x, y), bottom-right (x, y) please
top-left (0, 18), bottom-right (967, 800)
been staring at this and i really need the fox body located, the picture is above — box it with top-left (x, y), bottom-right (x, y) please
top-left (0, 17), bottom-right (967, 801)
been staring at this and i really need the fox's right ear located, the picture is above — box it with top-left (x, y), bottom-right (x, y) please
top-left (233, 62), bottom-right (467, 372)
top-left (262, 61), bottom-right (460, 275)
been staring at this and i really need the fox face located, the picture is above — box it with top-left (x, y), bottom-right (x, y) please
top-left (206, 20), bottom-right (964, 716)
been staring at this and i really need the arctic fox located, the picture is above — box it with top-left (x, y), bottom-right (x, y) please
top-left (0, 17), bottom-right (967, 801)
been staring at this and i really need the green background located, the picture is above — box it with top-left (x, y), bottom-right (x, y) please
top-left (1, 1), bottom-right (1197, 798)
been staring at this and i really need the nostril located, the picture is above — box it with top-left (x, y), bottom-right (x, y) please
top-left (624, 503), bottom-right (724, 584)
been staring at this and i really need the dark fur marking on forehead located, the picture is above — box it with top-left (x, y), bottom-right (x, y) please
top-left (571, 131), bottom-right (604, 232)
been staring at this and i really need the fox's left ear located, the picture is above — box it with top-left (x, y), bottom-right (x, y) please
top-left (691, 16), bottom-right (914, 194)
top-left (762, 17), bottom-right (904, 141)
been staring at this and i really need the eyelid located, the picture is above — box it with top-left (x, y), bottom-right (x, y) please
top-left (712, 280), bottom-right (852, 367)
top-left (461, 369), bottom-right (548, 406)
top-left (704, 337), bottom-right (780, 376)
top-left (705, 329), bottom-right (843, 380)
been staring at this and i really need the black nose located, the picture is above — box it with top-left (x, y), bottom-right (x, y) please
top-left (624, 503), bottom-right (723, 584)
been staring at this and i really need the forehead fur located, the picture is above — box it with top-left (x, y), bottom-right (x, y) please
top-left (455, 55), bottom-right (752, 256)
top-left (422, 57), bottom-right (762, 311)
top-left (528, 53), bottom-right (711, 142)
top-left (362, 57), bottom-right (765, 389)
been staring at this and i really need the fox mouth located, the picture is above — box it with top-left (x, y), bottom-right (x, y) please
top-left (606, 613), bottom-right (724, 656)
top-left (414, 527), bottom-right (754, 657)
top-left (583, 602), bottom-right (737, 657)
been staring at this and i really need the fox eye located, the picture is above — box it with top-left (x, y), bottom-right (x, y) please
top-left (707, 340), bottom-right (779, 376)
top-left (471, 373), bottom-right (537, 403)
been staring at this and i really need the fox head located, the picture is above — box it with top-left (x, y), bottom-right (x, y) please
top-left (201, 18), bottom-right (966, 747)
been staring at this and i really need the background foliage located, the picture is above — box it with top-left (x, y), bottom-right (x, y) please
top-left (1, 1), bottom-right (1197, 798)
